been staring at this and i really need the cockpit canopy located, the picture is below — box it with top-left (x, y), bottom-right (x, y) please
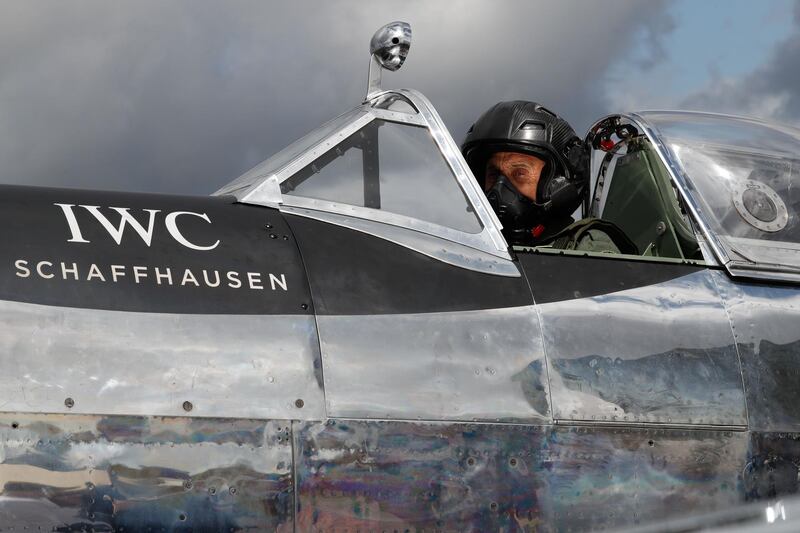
top-left (636, 111), bottom-right (800, 280)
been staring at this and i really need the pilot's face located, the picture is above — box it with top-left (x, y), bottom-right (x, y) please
top-left (484, 151), bottom-right (546, 202)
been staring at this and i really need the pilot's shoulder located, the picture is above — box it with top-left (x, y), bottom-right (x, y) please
top-left (550, 217), bottom-right (637, 255)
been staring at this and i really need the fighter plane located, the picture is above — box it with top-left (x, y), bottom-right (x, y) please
top-left (0, 21), bottom-right (799, 531)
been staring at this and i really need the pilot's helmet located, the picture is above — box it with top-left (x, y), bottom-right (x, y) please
top-left (461, 101), bottom-right (588, 237)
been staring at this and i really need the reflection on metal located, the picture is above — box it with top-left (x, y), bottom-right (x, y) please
top-left (281, 206), bottom-right (520, 277)
top-left (317, 306), bottom-right (550, 422)
top-left (539, 270), bottom-right (746, 426)
top-left (294, 419), bottom-right (746, 531)
top-left (0, 413), bottom-right (293, 530)
top-left (366, 21), bottom-right (412, 99)
top-left (244, 174), bottom-right (281, 208)
top-left (745, 432), bottom-right (800, 501)
top-left (3, 411), bottom-right (800, 530)
top-left (371, 92), bottom-right (419, 113)
top-left (619, 493), bottom-right (800, 532)
top-left (0, 299), bottom-right (325, 419)
top-left (368, 106), bottom-right (426, 126)
top-left (281, 196), bottom-right (494, 252)
top-left (713, 270), bottom-right (800, 432)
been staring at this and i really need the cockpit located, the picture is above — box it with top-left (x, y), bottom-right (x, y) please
top-left (215, 21), bottom-right (800, 284)
top-left (215, 94), bottom-right (800, 283)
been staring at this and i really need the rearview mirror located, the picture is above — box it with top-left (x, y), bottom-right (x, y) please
top-left (366, 21), bottom-right (412, 100)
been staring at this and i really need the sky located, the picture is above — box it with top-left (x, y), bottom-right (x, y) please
top-left (0, 0), bottom-right (797, 195)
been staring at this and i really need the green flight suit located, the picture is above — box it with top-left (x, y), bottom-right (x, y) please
top-left (545, 218), bottom-right (638, 255)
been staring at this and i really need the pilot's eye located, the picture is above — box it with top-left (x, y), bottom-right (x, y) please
top-left (512, 169), bottom-right (530, 181)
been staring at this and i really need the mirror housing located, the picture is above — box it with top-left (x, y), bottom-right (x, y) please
top-left (366, 21), bottom-right (412, 100)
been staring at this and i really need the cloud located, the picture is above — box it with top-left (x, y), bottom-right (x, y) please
top-left (680, 0), bottom-right (800, 125)
top-left (0, 1), bottom-right (673, 195)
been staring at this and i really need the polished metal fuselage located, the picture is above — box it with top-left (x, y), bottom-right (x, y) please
top-left (2, 246), bottom-right (799, 531)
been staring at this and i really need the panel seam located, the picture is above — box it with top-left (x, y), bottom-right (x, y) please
top-left (279, 211), bottom-right (329, 417)
top-left (708, 270), bottom-right (751, 430)
top-left (517, 260), bottom-right (556, 423)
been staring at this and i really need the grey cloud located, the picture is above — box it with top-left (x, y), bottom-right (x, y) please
top-left (0, 1), bottom-right (672, 195)
top-left (681, 0), bottom-right (800, 125)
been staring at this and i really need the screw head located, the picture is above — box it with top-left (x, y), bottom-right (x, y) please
top-left (182, 401), bottom-right (193, 412)
top-left (295, 398), bottom-right (305, 409)
top-left (64, 397), bottom-right (75, 409)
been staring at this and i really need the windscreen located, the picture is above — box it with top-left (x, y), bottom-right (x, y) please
top-left (641, 111), bottom-right (800, 272)
top-left (216, 108), bottom-right (367, 196)
top-left (280, 119), bottom-right (483, 234)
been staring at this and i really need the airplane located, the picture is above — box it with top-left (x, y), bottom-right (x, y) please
top-left (0, 20), bottom-right (799, 532)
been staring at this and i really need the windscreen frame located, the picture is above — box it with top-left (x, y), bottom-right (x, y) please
top-left (214, 90), bottom-right (516, 275)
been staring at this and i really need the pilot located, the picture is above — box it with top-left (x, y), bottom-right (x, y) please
top-left (462, 100), bottom-right (635, 252)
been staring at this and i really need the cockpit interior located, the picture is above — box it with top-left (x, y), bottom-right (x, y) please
top-left (216, 91), bottom-right (800, 283)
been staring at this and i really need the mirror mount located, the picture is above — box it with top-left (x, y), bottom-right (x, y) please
top-left (366, 21), bottom-right (412, 101)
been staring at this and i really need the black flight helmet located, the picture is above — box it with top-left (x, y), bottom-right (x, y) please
top-left (461, 101), bottom-right (588, 240)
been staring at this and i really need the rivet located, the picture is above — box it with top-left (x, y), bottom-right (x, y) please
top-left (209, 487), bottom-right (217, 495)
top-left (11, 422), bottom-right (18, 429)
top-left (229, 486), bottom-right (237, 495)
top-left (183, 479), bottom-right (193, 490)
top-left (265, 223), bottom-right (272, 229)
top-left (269, 233), bottom-right (277, 239)
top-left (282, 235), bottom-right (289, 240)
top-left (178, 513), bottom-right (187, 521)
top-left (490, 501), bottom-right (499, 512)
top-left (300, 303), bottom-right (309, 310)
top-left (295, 398), bottom-right (305, 408)
top-left (64, 398), bottom-right (74, 409)
top-left (182, 401), bottom-right (193, 412)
